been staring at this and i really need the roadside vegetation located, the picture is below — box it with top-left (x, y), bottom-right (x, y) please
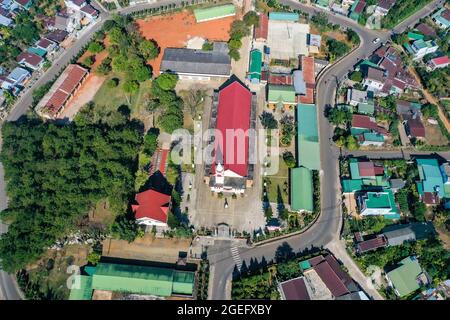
top-left (382, 0), bottom-right (433, 29)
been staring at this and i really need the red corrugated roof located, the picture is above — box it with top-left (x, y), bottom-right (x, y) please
top-left (299, 56), bottom-right (315, 104)
top-left (81, 4), bottom-right (98, 16)
top-left (407, 118), bottom-right (425, 138)
top-left (212, 80), bottom-right (252, 177)
top-left (133, 189), bottom-right (171, 223)
top-left (431, 56), bottom-right (450, 66)
top-left (280, 277), bottom-right (310, 300)
top-left (268, 74), bottom-right (293, 85)
top-left (357, 235), bottom-right (387, 253)
top-left (354, 0), bottom-right (366, 14)
top-left (423, 192), bottom-right (438, 205)
top-left (16, 52), bottom-right (43, 67)
top-left (358, 162), bottom-right (376, 177)
top-left (159, 149), bottom-right (169, 175)
top-left (254, 14), bottom-right (268, 40)
top-left (37, 38), bottom-right (53, 49)
top-left (374, 166), bottom-right (384, 175)
top-left (352, 114), bottom-right (377, 129)
top-left (313, 260), bottom-right (350, 297)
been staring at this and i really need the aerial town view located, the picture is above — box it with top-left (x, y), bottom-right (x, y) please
top-left (0, 0), bottom-right (449, 309)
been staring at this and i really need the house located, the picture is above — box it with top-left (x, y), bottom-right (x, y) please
top-left (80, 4), bottom-right (98, 19)
top-left (268, 73), bottom-right (293, 86)
top-left (204, 76), bottom-right (256, 194)
top-left (351, 114), bottom-right (389, 137)
top-left (307, 34), bottom-right (321, 54)
top-left (16, 52), bottom-right (44, 70)
top-left (355, 234), bottom-right (388, 254)
top-left (54, 13), bottom-right (79, 32)
top-left (416, 158), bottom-right (445, 205)
top-left (396, 100), bottom-right (422, 117)
top-left (193, 4), bottom-right (235, 23)
top-left (356, 189), bottom-right (399, 217)
top-left (278, 276), bottom-right (311, 300)
top-left (13, 0), bottom-right (32, 9)
top-left (347, 88), bottom-right (368, 107)
top-left (404, 114), bottom-right (425, 139)
top-left (349, 0), bottom-right (366, 21)
top-left (341, 158), bottom-right (389, 193)
top-left (382, 222), bottom-right (436, 246)
top-left (160, 42), bottom-right (231, 81)
top-left (290, 166), bottom-right (313, 212)
top-left (374, 0), bottom-right (396, 16)
top-left (36, 64), bottom-right (88, 118)
top-left (386, 256), bottom-right (425, 297)
top-left (358, 132), bottom-right (384, 146)
top-left (298, 56), bottom-right (315, 104)
top-left (408, 39), bottom-right (439, 60)
top-left (65, 0), bottom-right (86, 11)
top-left (69, 262), bottom-right (195, 300)
top-left (293, 70), bottom-right (306, 95)
top-left (0, 8), bottom-right (12, 27)
top-left (331, 3), bottom-right (350, 16)
top-left (267, 84), bottom-right (296, 108)
top-left (389, 178), bottom-right (406, 192)
top-left (254, 13), bottom-right (268, 42)
top-left (35, 38), bottom-right (57, 54)
top-left (432, 8), bottom-right (450, 30)
top-left (314, 0), bottom-right (331, 10)
top-left (45, 30), bottom-right (69, 44)
top-left (427, 55), bottom-right (450, 71)
top-left (415, 23), bottom-right (437, 37)
top-left (0, 67), bottom-right (31, 94)
top-left (358, 101), bottom-right (375, 115)
top-left (132, 188), bottom-right (171, 227)
top-left (297, 103), bottom-right (320, 170)
top-left (247, 49), bottom-right (262, 84)
top-left (363, 67), bottom-right (385, 92)
top-left (27, 47), bottom-right (47, 58)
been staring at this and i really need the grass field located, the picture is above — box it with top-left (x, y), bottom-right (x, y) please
top-left (92, 73), bottom-right (152, 118)
top-left (264, 156), bottom-right (289, 203)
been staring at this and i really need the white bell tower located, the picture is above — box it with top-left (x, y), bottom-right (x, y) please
top-left (216, 162), bottom-right (224, 185)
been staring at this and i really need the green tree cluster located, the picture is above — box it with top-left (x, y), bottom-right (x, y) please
top-left (382, 0), bottom-right (431, 29)
top-left (259, 111), bottom-right (278, 129)
top-left (0, 105), bottom-right (142, 272)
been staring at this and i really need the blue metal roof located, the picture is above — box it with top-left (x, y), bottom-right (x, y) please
top-left (268, 12), bottom-right (299, 21)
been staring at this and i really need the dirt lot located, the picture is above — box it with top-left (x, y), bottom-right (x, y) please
top-left (88, 199), bottom-right (117, 228)
top-left (424, 120), bottom-right (448, 146)
top-left (136, 10), bottom-right (235, 75)
top-left (102, 235), bottom-right (192, 263)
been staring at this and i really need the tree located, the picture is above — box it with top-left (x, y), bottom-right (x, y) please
top-left (311, 12), bottom-right (329, 31)
top-left (96, 58), bottom-right (112, 75)
top-left (88, 41), bottom-right (105, 54)
top-left (229, 20), bottom-right (251, 40)
top-left (346, 29), bottom-right (360, 45)
top-left (421, 103), bottom-right (439, 119)
top-left (112, 215), bottom-right (139, 243)
top-left (350, 71), bottom-right (363, 82)
top-left (228, 48), bottom-right (240, 61)
top-left (134, 65), bottom-right (152, 82)
top-left (123, 80), bottom-right (139, 104)
top-left (412, 202), bottom-right (427, 221)
top-left (143, 128), bottom-right (159, 156)
top-left (154, 73), bottom-right (178, 91)
top-left (138, 39), bottom-right (159, 60)
top-left (107, 78), bottom-right (119, 88)
top-left (202, 41), bottom-right (214, 51)
top-left (327, 107), bottom-right (352, 126)
top-left (346, 135), bottom-right (359, 150)
top-left (243, 11), bottom-right (259, 27)
top-left (87, 252), bottom-right (101, 265)
top-left (158, 113), bottom-right (183, 133)
top-left (167, 211), bottom-right (180, 229)
top-left (83, 55), bottom-right (95, 67)
top-left (259, 111), bottom-right (278, 129)
top-left (282, 151), bottom-right (296, 168)
top-left (228, 39), bottom-right (242, 50)
top-left (392, 32), bottom-right (409, 45)
top-left (182, 88), bottom-right (206, 118)
top-left (395, 190), bottom-right (409, 213)
top-left (327, 38), bottom-right (349, 60)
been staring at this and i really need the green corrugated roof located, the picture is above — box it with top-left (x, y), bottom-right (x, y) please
top-left (349, 159), bottom-right (361, 179)
top-left (357, 60), bottom-right (380, 70)
top-left (358, 102), bottom-right (374, 115)
top-left (363, 132), bottom-right (384, 142)
top-left (193, 4), bottom-right (236, 22)
top-left (268, 85), bottom-right (296, 104)
top-left (268, 12), bottom-right (299, 21)
top-left (297, 103), bottom-right (320, 171)
top-left (387, 257), bottom-right (422, 297)
top-left (249, 49), bottom-right (262, 80)
top-left (407, 32), bottom-right (424, 41)
top-left (416, 158), bottom-right (444, 197)
top-left (364, 190), bottom-right (398, 214)
top-left (290, 167), bottom-right (314, 212)
top-left (28, 47), bottom-right (47, 57)
top-left (342, 179), bottom-right (363, 192)
top-left (69, 275), bottom-right (93, 300)
top-left (299, 260), bottom-right (311, 271)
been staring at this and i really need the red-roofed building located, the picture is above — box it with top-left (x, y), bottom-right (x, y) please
top-left (415, 23), bottom-right (436, 37)
top-left (428, 56), bottom-right (450, 70)
top-left (36, 64), bottom-right (88, 119)
top-left (206, 76), bottom-right (256, 194)
top-left (16, 52), bottom-right (44, 70)
top-left (298, 56), bottom-right (315, 104)
top-left (268, 73), bottom-right (293, 85)
top-left (356, 235), bottom-right (388, 254)
top-left (132, 189), bottom-right (171, 227)
top-left (405, 116), bottom-right (425, 139)
top-left (254, 14), bottom-right (268, 42)
top-left (80, 4), bottom-right (98, 18)
top-left (358, 162), bottom-right (376, 177)
top-left (312, 258), bottom-right (351, 297)
top-left (352, 114), bottom-right (389, 136)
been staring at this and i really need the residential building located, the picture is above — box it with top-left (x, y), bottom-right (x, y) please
top-left (267, 84), bottom-right (296, 108)
top-left (341, 158), bottom-right (389, 193)
top-left (297, 103), bottom-right (320, 170)
top-left (404, 114), bottom-right (425, 139)
top-left (0, 67), bottom-right (31, 94)
top-left (415, 23), bottom-right (436, 37)
top-left (416, 158), bottom-right (445, 205)
top-left (432, 7), bottom-right (450, 30)
top-left (132, 188), bottom-right (171, 227)
top-left (358, 101), bottom-right (375, 115)
top-left (351, 114), bottom-right (389, 137)
top-left (347, 88), bottom-right (368, 107)
top-left (290, 166), bottom-right (313, 212)
top-left (80, 4), bottom-right (98, 19)
top-left (36, 64), bottom-right (88, 119)
top-left (408, 39), bottom-right (439, 60)
top-left (386, 256), bottom-right (425, 297)
top-left (204, 76), bottom-right (256, 194)
top-left (355, 234), bottom-right (388, 254)
top-left (358, 132), bottom-right (384, 146)
top-left (268, 12), bottom-right (299, 21)
top-left (363, 67), bottom-right (385, 92)
top-left (65, 0), bottom-right (86, 11)
top-left (0, 7), bottom-right (12, 27)
top-left (427, 55), bottom-right (450, 71)
top-left (45, 30), bottom-right (69, 44)
top-left (268, 73), bottom-right (293, 86)
top-left (307, 34), bottom-right (321, 54)
top-left (160, 42), bottom-right (231, 81)
top-left (13, 0), bottom-right (32, 9)
top-left (396, 100), bottom-right (422, 117)
top-left (278, 276), bottom-right (312, 300)
top-left (35, 38), bottom-right (58, 54)
top-left (356, 189), bottom-right (399, 217)
top-left (298, 56), bottom-right (315, 104)
top-left (383, 222), bottom-right (436, 246)
top-left (16, 52), bottom-right (44, 71)
top-left (349, 0), bottom-right (366, 21)
top-left (69, 262), bottom-right (195, 300)
top-left (293, 70), bottom-right (306, 95)
top-left (314, 0), bottom-right (331, 10)
top-left (247, 49), bottom-right (262, 84)
top-left (374, 0), bottom-right (396, 16)
top-left (254, 13), bottom-right (268, 42)
top-left (54, 13), bottom-right (79, 32)
top-left (193, 4), bottom-right (236, 23)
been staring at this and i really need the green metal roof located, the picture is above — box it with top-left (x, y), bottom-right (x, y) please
top-left (299, 260), bottom-right (311, 271)
top-left (363, 132), bottom-right (384, 142)
top-left (290, 167), bottom-right (314, 212)
top-left (407, 32), bottom-right (424, 41)
top-left (193, 4), bottom-right (236, 22)
top-left (268, 12), bottom-right (299, 21)
top-left (27, 47), bottom-right (47, 57)
top-left (416, 158), bottom-right (444, 197)
top-left (268, 85), bottom-right (296, 104)
top-left (358, 102), bottom-right (374, 115)
top-left (349, 158), bottom-right (361, 180)
top-left (90, 263), bottom-right (194, 297)
top-left (69, 275), bottom-right (93, 300)
top-left (387, 257), bottom-right (422, 297)
top-left (248, 49), bottom-right (262, 80)
top-left (297, 103), bottom-right (320, 171)
top-left (342, 179), bottom-right (363, 192)
top-left (364, 190), bottom-right (398, 214)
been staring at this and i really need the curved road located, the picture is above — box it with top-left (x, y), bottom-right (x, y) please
top-left (207, 0), bottom-right (443, 300)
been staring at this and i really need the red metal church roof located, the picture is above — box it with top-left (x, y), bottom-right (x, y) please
top-left (132, 189), bottom-right (171, 223)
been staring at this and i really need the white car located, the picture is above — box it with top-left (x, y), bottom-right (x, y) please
top-left (372, 38), bottom-right (380, 44)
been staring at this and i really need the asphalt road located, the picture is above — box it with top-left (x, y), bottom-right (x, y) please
top-left (208, 0), bottom-right (442, 300)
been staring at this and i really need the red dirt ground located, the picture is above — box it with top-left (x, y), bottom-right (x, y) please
top-left (136, 10), bottom-right (235, 75)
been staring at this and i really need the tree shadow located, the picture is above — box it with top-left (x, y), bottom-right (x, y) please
top-left (274, 242), bottom-right (295, 263)
top-left (276, 185), bottom-right (285, 216)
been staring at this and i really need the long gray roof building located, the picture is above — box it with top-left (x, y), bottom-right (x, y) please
top-left (160, 42), bottom-right (231, 79)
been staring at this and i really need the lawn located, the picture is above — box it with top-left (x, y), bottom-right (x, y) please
top-left (264, 156), bottom-right (289, 203)
top-left (92, 73), bottom-right (152, 118)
